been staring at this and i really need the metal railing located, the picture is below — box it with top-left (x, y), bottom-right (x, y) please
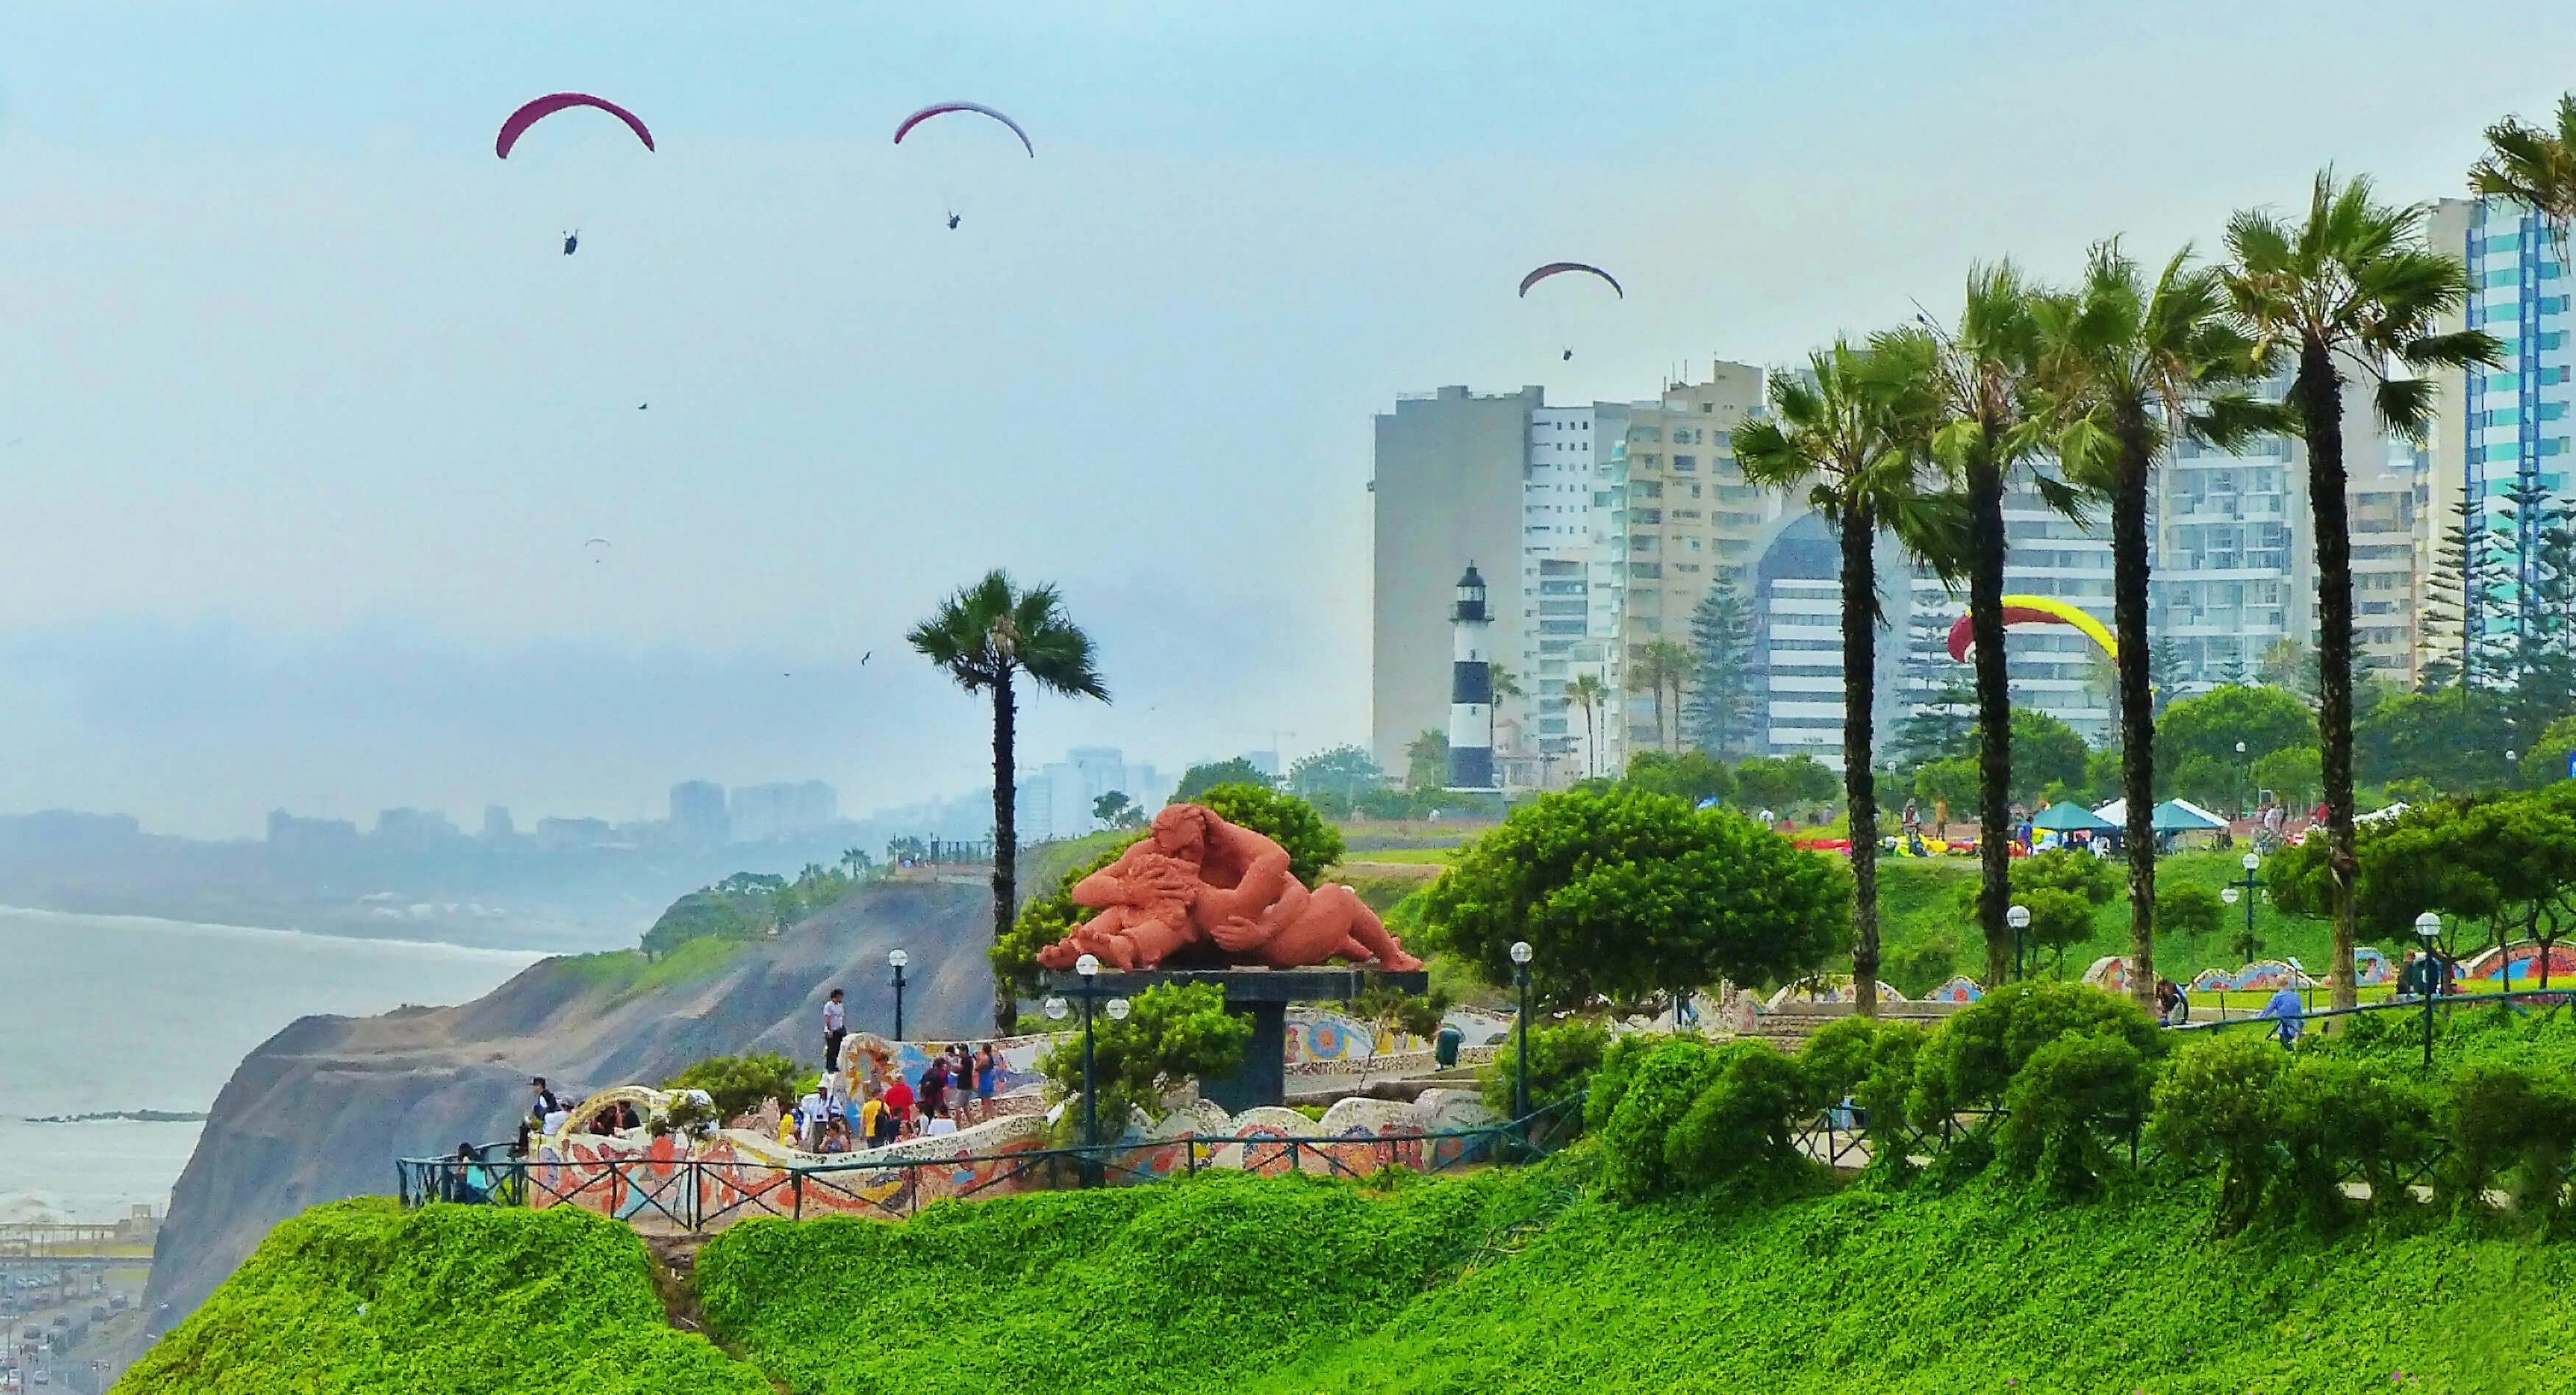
top-left (2168, 986), bottom-right (2576, 1035)
top-left (398, 1099), bottom-right (1580, 1233)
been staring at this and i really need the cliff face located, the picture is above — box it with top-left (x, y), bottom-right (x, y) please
top-left (142, 877), bottom-right (1000, 1331)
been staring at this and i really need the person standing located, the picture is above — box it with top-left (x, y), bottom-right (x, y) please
top-left (2261, 981), bottom-right (2306, 1046)
top-left (973, 1042), bottom-right (999, 1123)
top-left (881, 1072), bottom-right (915, 1142)
top-left (822, 989), bottom-right (847, 1072)
top-left (918, 1050), bottom-right (950, 1127)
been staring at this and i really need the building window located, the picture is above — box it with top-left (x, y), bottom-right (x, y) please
top-left (1673, 455), bottom-right (1696, 471)
top-left (1631, 562), bottom-right (1663, 579)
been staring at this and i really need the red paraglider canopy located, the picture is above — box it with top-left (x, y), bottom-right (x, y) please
top-left (893, 102), bottom-right (1034, 157)
top-left (1518, 262), bottom-right (1623, 298)
top-left (496, 94), bottom-right (656, 160)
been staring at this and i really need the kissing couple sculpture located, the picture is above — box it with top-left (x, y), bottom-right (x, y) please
top-left (1034, 802), bottom-right (1422, 972)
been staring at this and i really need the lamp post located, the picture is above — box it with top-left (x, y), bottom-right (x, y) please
top-left (887, 948), bottom-right (909, 1041)
top-left (2006, 904), bottom-right (2030, 982)
top-left (2413, 911), bottom-right (2443, 1069)
top-left (2234, 739), bottom-right (2249, 820)
top-left (1075, 952), bottom-right (1102, 1156)
top-left (2232, 852), bottom-right (2263, 946)
top-left (1509, 940), bottom-right (1534, 1119)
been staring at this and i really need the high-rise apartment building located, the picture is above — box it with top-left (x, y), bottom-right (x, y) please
top-left (668, 779), bottom-right (731, 844)
top-left (1371, 386), bottom-right (1544, 777)
top-left (728, 781), bottom-right (837, 842)
top-left (1517, 401), bottom-right (1628, 781)
top-left (2427, 195), bottom-right (2571, 675)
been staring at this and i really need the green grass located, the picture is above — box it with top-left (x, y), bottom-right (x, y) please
top-left (1873, 850), bottom-right (2351, 997)
top-left (545, 934), bottom-right (749, 1001)
top-left (117, 1198), bottom-right (765, 1394)
top-left (146, 1135), bottom-right (2576, 1394)
top-left (684, 1160), bottom-right (2565, 1395)
top-left (1338, 846), bottom-right (1464, 866)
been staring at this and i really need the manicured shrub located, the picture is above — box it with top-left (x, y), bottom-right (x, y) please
top-left (2443, 1059), bottom-right (2576, 1229)
top-left (2267, 1055), bottom-right (2437, 1227)
top-left (1597, 1036), bottom-right (1729, 1203)
top-left (1801, 1015), bottom-right (1925, 1176)
top-left (1583, 1031), bottom-right (1657, 1135)
top-left (1663, 1041), bottom-right (1814, 1194)
top-left (1996, 1029), bottom-right (2152, 1200)
top-left (2149, 1033), bottom-right (2284, 1233)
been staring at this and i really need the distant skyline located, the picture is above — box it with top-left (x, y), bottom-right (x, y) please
top-left (5, 3), bottom-right (2576, 835)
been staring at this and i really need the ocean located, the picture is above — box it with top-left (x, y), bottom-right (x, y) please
top-left (0, 906), bottom-right (543, 1222)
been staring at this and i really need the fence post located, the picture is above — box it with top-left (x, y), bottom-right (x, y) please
top-left (793, 1170), bottom-right (804, 1222)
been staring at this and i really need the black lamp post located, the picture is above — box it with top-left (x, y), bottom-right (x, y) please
top-left (1075, 953), bottom-right (1101, 1153)
top-left (2413, 911), bottom-right (2443, 1069)
top-left (2006, 903), bottom-right (2030, 983)
top-left (2230, 852), bottom-right (2263, 945)
top-left (888, 947), bottom-right (909, 1041)
top-left (1509, 940), bottom-right (1534, 1119)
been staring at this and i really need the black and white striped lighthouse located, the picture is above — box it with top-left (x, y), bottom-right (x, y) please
top-left (1446, 563), bottom-right (1496, 790)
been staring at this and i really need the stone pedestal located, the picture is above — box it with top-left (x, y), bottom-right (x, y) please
top-left (1040, 966), bottom-right (1429, 1113)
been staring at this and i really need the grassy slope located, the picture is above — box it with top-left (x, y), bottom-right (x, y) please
top-left (117, 1198), bottom-right (766, 1395)
top-left (693, 1162), bottom-right (2567, 1395)
top-left (1874, 851), bottom-right (2343, 997)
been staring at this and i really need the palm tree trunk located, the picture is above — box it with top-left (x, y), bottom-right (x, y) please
top-left (1841, 500), bottom-right (1882, 1017)
top-left (989, 668), bottom-right (1021, 1033)
top-left (1968, 445), bottom-right (2013, 984)
top-left (2298, 341), bottom-right (2360, 1013)
top-left (1652, 683), bottom-right (1666, 755)
top-left (2114, 418), bottom-right (2157, 1013)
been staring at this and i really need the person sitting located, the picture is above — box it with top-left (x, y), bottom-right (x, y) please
top-left (2155, 977), bottom-right (2189, 1027)
top-left (819, 1118), bottom-right (853, 1154)
top-left (444, 1143), bottom-right (491, 1204)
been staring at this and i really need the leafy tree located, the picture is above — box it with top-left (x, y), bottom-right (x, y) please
top-left (1624, 749), bottom-right (1734, 807)
top-left (1735, 753), bottom-right (1839, 818)
top-left (2016, 886), bottom-right (2096, 974)
top-left (885, 835), bottom-right (927, 864)
top-left (1287, 744), bottom-right (1385, 800)
top-left (1424, 785), bottom-right (1850, 1010)
top-left (2037, 237), bottom-right (2268, 1013)
top-left (2149, 1034), bottom-right (2284, 1233)
top-left (661, 1052), bottom-right (802, 1122)
top-left (1632, 637), bottom-right (1697, 752)
top-left (2278, 785), bottom-right (2576, 987)
top-left (1737, 334), bottom-right (1959, 1015)
top-left (2157, 684), bottom-right (2316, 785)
top-left (2010, 847), bottom-right (2118, 907)
top-left (2355, 687), bottom-right (2520, 794)
top-left (2250, 745), bottom-right (2322, 811)
top-left (1174, 757), bottom-right (1270, 802)
top-left (2003, 710), bottom-right (2090, 807)
top-left (2526, 713), bottom-right (2576, 790)
top-left (1895, 267), bottom-right (2072, 985)
top-left (1192, 783), bottom-right (1344, 887)
top-left (1477, 1017), bottom-right (1607, 1119)
top-left (2155, 881), bottom-right (2224, 942)
top-left (1092, 791), bottom-right (1146, 830)
top-left (1684, 581), bottom-right (1763, 759)
top-left (910, 570), bottom-right (1109, 1031)
top-left (1911, 755), bottom-right (1979, 828)
top-left (641, 873), bottom-right (786, 956)
top-left (2224, 170), bottom-right (2499, 1010)
top-left (1404, 729), bottom-right (1448, 791)
top-left (1036, 982), bottom-right (1250, 1142)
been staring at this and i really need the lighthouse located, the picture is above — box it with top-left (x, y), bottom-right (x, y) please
top-left (1446, 563), bottom-right (1497, 790)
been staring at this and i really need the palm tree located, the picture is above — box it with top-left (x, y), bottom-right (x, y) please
top-left (1567, 672), bottom-right (1608, 777)
top-left (2222, 172), bottom-right (2498, 1011)
top-left (1896, 266), bottom-right (2064, 985)
top-left (1633, 639), bottom-right (1695, 751)
top-left (1735, 337), bottom-right (1957, 1016)
top-left (1488, 662), bottom-right (1523, 752)
top-left (2033, 241), bottom-right (2267, 1013)
top-left (908, 570), bottom-right (1108, 1031)
top-left (2471, 93), bottom-right (2576, 258)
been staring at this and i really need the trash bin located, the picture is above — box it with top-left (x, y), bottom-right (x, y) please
top-left (1434, 1024), bottom-right (1464, 1070)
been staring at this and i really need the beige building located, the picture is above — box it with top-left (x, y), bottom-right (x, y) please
top-left (1611, 364), bottom-right (1774, 751)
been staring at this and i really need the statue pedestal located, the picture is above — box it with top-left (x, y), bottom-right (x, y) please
top-left (1040, 966), bottom-right (1430, 1113)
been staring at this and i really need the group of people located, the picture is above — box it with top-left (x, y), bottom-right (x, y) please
top-left (789, 987), bottom-right (1005, 1155)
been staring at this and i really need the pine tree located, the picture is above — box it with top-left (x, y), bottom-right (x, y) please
top-left (1891, 600), bottom-right (1976, 771)
top-left (1683, 579), bottom-right (1762, 758)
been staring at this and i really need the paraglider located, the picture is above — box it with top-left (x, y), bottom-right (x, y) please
top-left (495, 94), bottom-right (655, 159)
top-left (947, 212), bottom-right (962, 230)
top-left (562, 231), bottom-right (579, 256)
top-left (584, 539), bottom-right (610, 565)
top-left (893, 102), bottom-right (1034, 157)
top-left (1517, 262), bottom-right (1623, 298)
top-left (1945, 595), bottom-right (2118, 663)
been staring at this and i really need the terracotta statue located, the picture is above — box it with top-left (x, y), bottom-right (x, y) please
top-left (1035, 803), bottom-right (1421, 972)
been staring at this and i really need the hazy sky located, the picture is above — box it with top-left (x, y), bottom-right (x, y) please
top-left (3, 1), bottom-right (2574, 836)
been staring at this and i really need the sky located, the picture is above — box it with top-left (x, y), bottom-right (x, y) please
top-left (3, 1), bottom-right (2575, 836)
